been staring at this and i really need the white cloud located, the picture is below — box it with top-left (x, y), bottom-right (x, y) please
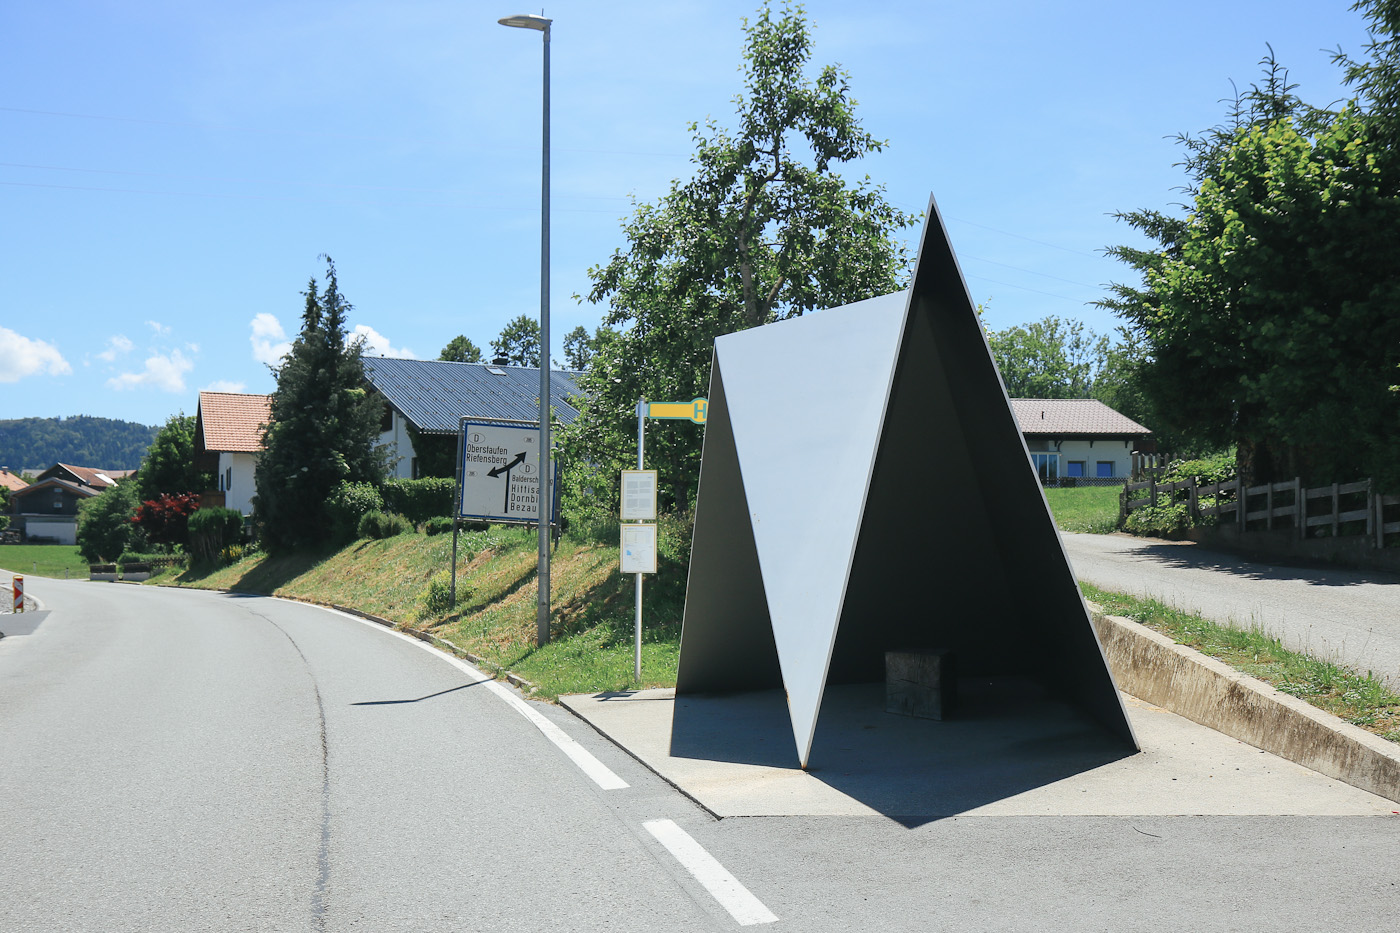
top-left (0, 326), bottom-right (72, 382)
top-left (202, 379), bottom-right (247, 393)
top-left (351, 324), bottom-right (415, 359)
top-left (106, 349), bottom-right (194, 393)
top-left (250, 313), bottom-right (292, 365)
top-left (146, 320), bottom-right (171, 336)
top-left (96, 334), bottom-right (134, 362)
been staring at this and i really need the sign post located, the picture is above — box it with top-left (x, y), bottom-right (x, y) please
top-left (453, 418), bottom-right (558, 631)
top-left (621, 398), bottom-right (705, 682)
top-left (621, 469), bottom-right (658, 681)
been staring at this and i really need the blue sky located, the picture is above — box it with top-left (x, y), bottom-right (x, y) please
top-left (1, 0), bottom-right (1376, 429)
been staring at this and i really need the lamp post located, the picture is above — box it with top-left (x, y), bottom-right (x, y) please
top-left (499, 11), bottom-right (553, 647)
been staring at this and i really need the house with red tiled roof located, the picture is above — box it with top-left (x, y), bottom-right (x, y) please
top-left (193, 391), bottom-right (272, 515)
top-left (1009, 398), bottom-right (1151, 486)
top-left (0, 469), bottom-right (28, 494)
top-left (8, 462), bottom-right (136, 545)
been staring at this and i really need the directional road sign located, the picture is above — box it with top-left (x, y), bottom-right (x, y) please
top-left (458, 420), bottom-right (549, 523)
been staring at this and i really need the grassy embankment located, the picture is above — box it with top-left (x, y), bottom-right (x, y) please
top-left (0, 544), bottom-right (89, 579)
top-left (1083, 581), bottom-right (1400, 744)
top-left (160, 516), bottom-right (690, 699)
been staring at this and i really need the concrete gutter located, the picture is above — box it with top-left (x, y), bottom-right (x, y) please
top-left (1090, 601), bottom-right (1400, 805)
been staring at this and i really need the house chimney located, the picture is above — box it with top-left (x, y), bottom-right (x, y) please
top-left (492, 357), bottom-right (510, 367)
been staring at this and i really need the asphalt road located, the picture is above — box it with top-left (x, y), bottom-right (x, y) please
top-left (3, 577), bottom-right (1399, 931)
top-left (1062, 532), bottom-right (1400, 688)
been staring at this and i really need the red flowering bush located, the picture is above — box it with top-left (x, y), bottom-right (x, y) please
top-left (132, 492), bottom-right (200, 547)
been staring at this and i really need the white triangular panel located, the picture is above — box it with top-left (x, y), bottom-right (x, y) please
top-left (714, 292), bottom-right (909, 767)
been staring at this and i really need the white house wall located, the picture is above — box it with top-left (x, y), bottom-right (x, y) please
top-left (217, 451), bottom-right (260, 515)
top-left (378, 408), bottom-right (417, 479)
top-left (26, 518), bottom-right (77, 546)
top-left (1054, 439), bottom-right (1133, 480)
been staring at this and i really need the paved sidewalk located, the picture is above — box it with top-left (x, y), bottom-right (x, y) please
top-left (562, 685), bottom-right (1396, 821)
top-left (1062, 532), bottom-right (1400, 687)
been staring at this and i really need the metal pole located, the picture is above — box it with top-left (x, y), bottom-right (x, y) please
top-left (635, 399), bottom-right (645, 682)
top-left (535, 21), bottom-right (552, 648)
top-left (452, 420), bottom-right (463, 607)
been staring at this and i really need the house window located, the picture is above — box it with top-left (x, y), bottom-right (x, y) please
top-left (1030, 453), bottom-right (1059, 484)
top-left (1066, 461), bottom-right (1085, 478)
top-left (54, 496), bottom-right (64, 511)
top-left (1096, 461), bottom-right (1115, 478)
top-left (411, 457), bottom-right (419, 480)
top-left (226, 467), bottom-right (233, 491)
top-left (380, 403), bottom-right (394, 433)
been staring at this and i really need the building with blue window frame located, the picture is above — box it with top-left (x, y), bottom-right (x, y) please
top-left (1010, 398), bottom-right (1151, 486)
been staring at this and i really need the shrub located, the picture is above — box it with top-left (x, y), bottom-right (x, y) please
top-left (221, 544), bottom-right (247, 565)
top-left (1123, 503), bottom-right (1192, 537)
top-left (357, 510), bottom-right (410, 540)
top-left (132, 492), bottom-right (200, 548)
top-left (381, 477), bottom-right (456, 525)
top-left (417, 569), bottom-right (464, 620)
top-left (187, 507), bottom-right (245, 563)
top-left (327, 481), bottom-right (384, 544)
top-left (116, 550), bottom-right (188, 568)
top-left (77, 478), bottom-right (146, 562)
top-left (424, 516), bottom-right (455, 536)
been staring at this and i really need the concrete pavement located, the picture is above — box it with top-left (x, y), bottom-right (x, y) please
top-left (1063, 532), bottom-right (1400, 687)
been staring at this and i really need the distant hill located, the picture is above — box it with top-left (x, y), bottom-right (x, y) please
top-left (0, 416), bottom-right (159, 472)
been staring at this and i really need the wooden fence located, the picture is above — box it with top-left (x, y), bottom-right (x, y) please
top-left (1121, 476), bottom-right (1400, 549)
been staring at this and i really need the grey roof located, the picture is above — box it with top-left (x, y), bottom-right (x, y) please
top-left (362, 357), bottom-right (584, 434)
top-left (1010, 398), bottom-right (1151, 436)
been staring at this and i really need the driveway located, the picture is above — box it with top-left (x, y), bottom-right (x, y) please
top-left (1062, 532), bottom-right (1400, 688)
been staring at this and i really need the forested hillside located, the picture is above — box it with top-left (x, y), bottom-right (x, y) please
top-left (0, 416), bottom-right (158, 471)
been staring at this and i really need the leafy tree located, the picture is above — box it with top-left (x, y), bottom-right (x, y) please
top-left (439, 335), bottom-right (483, 363)
top-left (1100, 43), bottom-right (1400, 487)
top-left (256, 258), bottom-right (385, 552)
top-left (561, 325), bottom-right (596, 370)
top-left (986, 316), bottom-right (1109, 399)
top-left (490, 315), bottom-right (542, 366)
top-left (139, 412), bottom-right (213, 502)
top-left (75, 477), bottom-right (145, 562)
top-left (560, 0), bottom-right (916, 512)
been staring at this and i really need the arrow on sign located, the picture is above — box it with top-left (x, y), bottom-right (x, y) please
top-left (488, 452), bottom-right (526, 478)
top-left (488, 452), bottom-right (527, 512)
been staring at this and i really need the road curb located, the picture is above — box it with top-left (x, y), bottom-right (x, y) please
top-left (325, 602), bottom-right (538, 694)
top-left (1090, 601), bottom-right (1400, 805)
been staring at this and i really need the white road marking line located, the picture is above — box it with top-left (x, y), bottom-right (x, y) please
top-left (319, 604), bottom-right (629, 791)
top-left (643, 819), bottom-right (778, 926)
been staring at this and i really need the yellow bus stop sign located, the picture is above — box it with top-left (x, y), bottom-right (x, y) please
top-left (647, 398), bottom-right (707, 424)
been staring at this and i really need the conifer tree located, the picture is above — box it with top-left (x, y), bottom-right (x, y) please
top-left (256, 258), bottom-right (383, 551)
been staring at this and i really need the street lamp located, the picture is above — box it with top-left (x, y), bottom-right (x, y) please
top-left (498, 11), bottom-right (553, 647)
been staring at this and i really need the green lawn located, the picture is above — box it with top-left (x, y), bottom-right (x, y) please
top-left (0, 544), bottom-right (90, 579)
top-left (1043, 485), bottom-right (1121, 534)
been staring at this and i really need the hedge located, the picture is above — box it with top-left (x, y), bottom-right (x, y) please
top-left (381, 477), bottom-right (455, 525)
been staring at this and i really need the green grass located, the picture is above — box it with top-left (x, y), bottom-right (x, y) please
top-left (1082, 581), bottom-right (1400, 744)
top-left (0, 544), bottom-right (89, 579)
top-left (1043, 485), bottom-right (1121, 533)
top-left (159, 514), bottom-right (690, 700)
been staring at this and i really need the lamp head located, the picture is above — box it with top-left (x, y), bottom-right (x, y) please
top-left (498, 13), bottom-right (551, 31)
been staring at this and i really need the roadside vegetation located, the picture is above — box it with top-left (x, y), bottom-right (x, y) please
top-left (159, 513), bottom-right (690, 700)
top-left (1082, 581), bottom-right (1400, 744)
